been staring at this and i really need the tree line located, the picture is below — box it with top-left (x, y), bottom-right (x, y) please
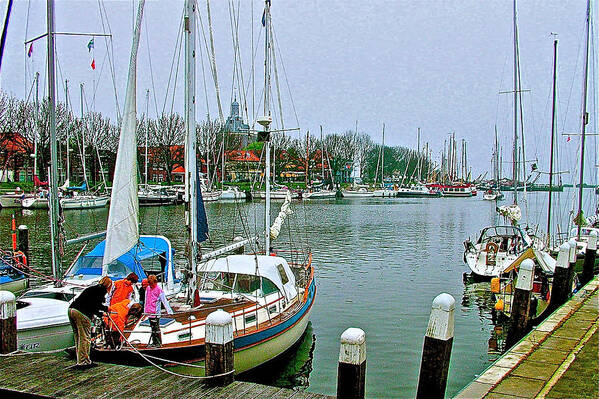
top-left (0, 90), bottom-right (435, 186)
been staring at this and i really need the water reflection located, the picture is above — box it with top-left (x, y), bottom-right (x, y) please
top-left (239, 322), bottom-right (316, 389)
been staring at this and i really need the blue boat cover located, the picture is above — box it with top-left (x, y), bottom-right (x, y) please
top-left (67, 236), bottom-right (174, 281)
top-left (67, 182), bottom-right (87, 191)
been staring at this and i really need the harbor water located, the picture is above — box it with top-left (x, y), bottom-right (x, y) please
top-left (0, 188), bottom-right (595, 398)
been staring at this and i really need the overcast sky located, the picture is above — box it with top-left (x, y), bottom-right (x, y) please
top-left (0, 0), bottom-right (597, 183)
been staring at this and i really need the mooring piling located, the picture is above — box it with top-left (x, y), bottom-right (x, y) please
top-left (0, 291), bottom-right (16, 355)
top-left (205, 309), bottom-right (234, 386)
top-left (567, 238), bottom-right (578, 290)
top-left (548, 243), bottom-right (572, 315)
top-left (336, 327), bottom-right (366, 399)
top-left (581, 230), bottom-right (597, 286)
top-left (505, 259), bottom-right (534, 348)
top-left (416, 293), bottom-right (455, 399)
top-left (17, 225), bottom-right (29, 260)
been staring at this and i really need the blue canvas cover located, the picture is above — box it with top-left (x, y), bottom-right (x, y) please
top-left (66, 236), bottom-right (174, 281)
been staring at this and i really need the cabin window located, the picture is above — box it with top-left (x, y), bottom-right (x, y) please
top-left (268, 305), bottom-right (277, 314)
top-left (277, 264), bottom-right (289, 285)
top-left (198, 272), bottom-right (235, 291)
top-left (140, 252), bottom-right (167, 277)
top-left (234, 274), bottom-right (261, 294)
top-left (261, 278), bottom-right (278, 295)
top-left (245, 313), bottom-right (256, 324)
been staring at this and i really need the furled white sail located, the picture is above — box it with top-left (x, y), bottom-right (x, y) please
top-left (270, 192), bottom-right (293, 240)
top-left (102, 0), bottom-right (145, 271)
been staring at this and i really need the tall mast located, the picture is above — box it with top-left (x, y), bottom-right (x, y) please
top-left (381, 123), bottom-right (385, 186)
top-left (184, 0), bottom-right (198, 272)
top-left (79, 83), bottom-right (88, 187)
top-left (64, 79), bottom-right (70, 184)
top-left (145, 89), bottom-right (149, 189)
top-left (33, 72), bottom-right (39, 180)
top-left (305, 131), bottom-right (309, 188)
top-left (320, 125), bottom-right (324, 184)
top-left (547, 39), bottom-right (558, 245)
top-left (263, 0), bottom-right (272, 253)
top-left (417, 127), bottom-right (421, 181)
top-left (576, 0), bottom-right (591, 239)
top-left (512, 0), bottom-right (519, 205)
top-left (47, 0), bottom-right (61, 284)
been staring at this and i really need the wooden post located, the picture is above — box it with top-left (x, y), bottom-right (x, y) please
top-left (506, 259), bottom-right (534, 348)
top-left (581, 230), bottom-right (597, 286)
top-left (337, 327), bottom-right (366, 399)
top-left (416, 293), bottom-right (455, 399)
top-left (205, 309), bottom-right (234, 386)
top-left (567, 238), bottom-right (578, 292)
top-left (547, 243), bottom-right (571, 315)
top-left (17, 225), bottom-right (29, 260)
top-left (0, 291), bottom-right (17, 354)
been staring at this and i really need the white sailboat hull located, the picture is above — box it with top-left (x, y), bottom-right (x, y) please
top-left (21, 197), bottom-right (49, 209)
top-left (0, 194), bottom-right (25, 208)
top-left (60, 196), bottom-right (109, 210)
top-left (341, 190), bottom-right (374, 198)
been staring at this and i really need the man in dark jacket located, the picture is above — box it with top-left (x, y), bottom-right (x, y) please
top-left (68, 276), bottom-right (112, 369)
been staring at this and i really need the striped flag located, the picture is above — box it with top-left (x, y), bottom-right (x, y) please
top-left (87, 38), bottom-right (94, 52)
top-left (27, 43), bottom-right (33, 57)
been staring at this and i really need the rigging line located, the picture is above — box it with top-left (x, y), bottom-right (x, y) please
top-left (195, 1), bottom-right (214, 120)
top-left (229, 0), bottom-right (249, 124)
top-left (143, 15), bottom-right (159, 118)
top-left (97, 0), bottom-right (121, 120)
top-left (270, 24), bottom-right (300, 128)
top-left (161, 8), bottom-right (184, 116)
top-left (205, 0), bottom-right (224, 121)
top-left (228, 0), bottom-right (237, 101)
top-left (23, 0), bottom-right (32, 97)
top-left (168, 26), bottom-right (183, 116)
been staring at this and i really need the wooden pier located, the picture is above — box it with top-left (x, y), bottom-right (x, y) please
top-left (456, 276), bottom-right (599, 398)
top-left (0, 351), bottom-right (333, 399)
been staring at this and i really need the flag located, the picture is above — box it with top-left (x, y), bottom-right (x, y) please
top-left (91, 59), bottom-right (95, 70)
top-left (567, 136), bottom-right (571, 142)
top-left (27, 43), bottom-right (33, 57)
top-left (261, 0), bottom-right (270, 26)
top-left (87, 38), bottom-right (94, 52)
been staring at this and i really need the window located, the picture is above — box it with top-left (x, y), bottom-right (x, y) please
top-left (234, 274), bottom-right (261, 294)
top-left (262, 277), bottom-right (279, 295)
top-left (277, 264), bottom-right (289, 285)
top-left (198, 272), bottom-right (235, 291)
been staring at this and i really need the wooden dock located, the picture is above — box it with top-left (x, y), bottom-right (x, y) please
top-left (455, 276), bottom-right (599, 398)
top-left (0, 352), bottom-right (333, 399)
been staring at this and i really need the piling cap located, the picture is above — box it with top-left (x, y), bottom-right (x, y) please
top-left (206, 309), bottom-right (233, 326)
top-left (340, 327), bottom-right (365, 345)
top-left (426, 293), bottom-right (455, 341)
top-left (589, 230), bottom-right (598, 251)
top-left (568, 238), bottom-right (578, 262)
top-left (556, 243), bottom-right (570, 268)
top-left (205, 309), bottom-right (233, 344)
top-left (18, 225), bottom-right (28, 230)
top-left (515, 259), bottom-right (535, 291)
top-left (0, 291), bottom-right (16, 319)
top-left (339, 328), bottom-right (366, 365)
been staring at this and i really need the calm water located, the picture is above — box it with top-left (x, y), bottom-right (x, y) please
top-left (0, 188), bottom-right (595, 398)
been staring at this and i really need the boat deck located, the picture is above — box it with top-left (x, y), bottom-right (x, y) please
top-left (0, 351), bottom-right (333, 398)
top-left (456, 276), bottom-right (599, 398)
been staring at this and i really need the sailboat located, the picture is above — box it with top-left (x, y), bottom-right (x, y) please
top-left (15, 0), bottom-right (182, 352)
top-left (91, 1), bottom-right (315, 374)
top-left (463, 0), bottom-right (546, 281)
top-left (303, 126), bottom-right (336, 199)
top-left (483, 128), bottom-right (505, 201)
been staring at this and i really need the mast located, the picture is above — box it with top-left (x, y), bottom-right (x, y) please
top-left (417, 127), bottom-right (421, 182)
top-left (305, 131), bottom-right (309, 188)
top-left (64, 79), bottom-right (70, 184)
top-left (259, 0), bottom-right (272, 253)
top-left (512, 0), bottom-right (519, 205)
top-left (320, 125), bottom-right (324, 185)
top-left (144, 89), bottom-right (149, 189)
top-left (184, 0), bottom-right (198, 273)
top-left (47, 0), bottom-right (62, 284)
top-left (33, 72), bottom-right (39, 180)
top-left (381, 123), bottom-right (385, 186)
top-left (576, 0), bottom-right (591, 239)
top-left (79, 83), bottom-right (88, 187)
top-left (547, 39), bottom-right (558, 246)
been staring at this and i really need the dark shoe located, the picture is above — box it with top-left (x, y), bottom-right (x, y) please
top-left (76, 362), bottom-right (98, 370)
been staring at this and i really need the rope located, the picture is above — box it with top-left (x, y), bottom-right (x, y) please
top-left (106, 313), bottom-right (234, 380)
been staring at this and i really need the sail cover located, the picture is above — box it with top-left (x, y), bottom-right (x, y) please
top-left (196, 163), bottom-right (209, 242)
top-left (103, 1), bottom-right (145, 270)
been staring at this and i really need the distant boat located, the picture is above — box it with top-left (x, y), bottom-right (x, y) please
top-left (60, 195), bottom-right (109, 210)
top-left (303, 188), bottom-right (337, 199)
top-left (0, 191), bottom-right (27, 208)
top-left (0, 251), bottom-right (28, 294)
top-left (395, 184), bottom-right (442, 198)
top-left (427, 183), bottom-right (474, 197)
top-left (218, 185), bottom-right (247, 200)
top-left (341, 186), bottom-right (374, 198)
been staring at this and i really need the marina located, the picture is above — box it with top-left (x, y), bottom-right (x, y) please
top-left (0, 0), bottom-right (598, 397)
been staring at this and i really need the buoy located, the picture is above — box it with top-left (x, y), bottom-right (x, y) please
top-left (494, 299), bottom-right (504, 311)
top-left (490, 277), bottom-right (500, 293)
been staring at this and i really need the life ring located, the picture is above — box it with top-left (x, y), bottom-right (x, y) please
top-left (485, 242), bottom-right (499, 253)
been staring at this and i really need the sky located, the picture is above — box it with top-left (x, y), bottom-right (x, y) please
top-left (0, 0), bottom-right (597, 183)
